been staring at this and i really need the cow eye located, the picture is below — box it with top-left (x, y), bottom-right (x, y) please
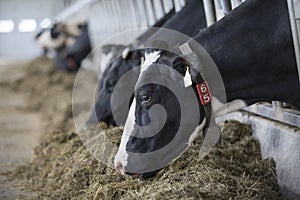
top-left (141, 94), bottom-right (152, 104)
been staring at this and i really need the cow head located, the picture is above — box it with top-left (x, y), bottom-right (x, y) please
top-left (114, 49), bottom-right (207, 180)
top-left (93, 48), bottom-right (145, 125)
top-left (35, 21), bottom-right (86, 50)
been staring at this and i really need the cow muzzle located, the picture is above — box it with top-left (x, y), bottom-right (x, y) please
top-left (115, 161), bottom-right (140, 178)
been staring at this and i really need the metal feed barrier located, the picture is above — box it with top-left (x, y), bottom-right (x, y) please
top-left (55, 0), bottom-right (186, 45)
top-left (54, 0), bottom-right (186, 71)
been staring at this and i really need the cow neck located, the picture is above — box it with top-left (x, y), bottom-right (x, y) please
top-left (190, 0), bottom-right (300, 107)
top-left (179, 43), bottom-right (212, 134)
top-left (194, 74), bottom-right (212, 137)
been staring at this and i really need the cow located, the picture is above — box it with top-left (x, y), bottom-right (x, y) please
top-left (35, 20), bottom-right (91, 71)
top-left (85, 0), bottom-right (207, 127)
top-left (114, 0), bottom-right (300, 180)
top-left (55, 22), bottom-right (92, 71)
top-left (35, 21), bottom-right (82, 53)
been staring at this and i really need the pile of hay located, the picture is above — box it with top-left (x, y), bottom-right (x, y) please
top-left (10, 57), bottom-right (76, 132)
top-left (11, 123), bottom-right (280, 199)
top-left (7, 57), bottom-right (280, 199)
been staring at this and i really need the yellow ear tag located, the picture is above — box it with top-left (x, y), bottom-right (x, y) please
top-left (184, 66), bottom-right (193, 88)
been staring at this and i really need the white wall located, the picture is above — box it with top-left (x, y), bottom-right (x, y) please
top-left (0, 0), bottom-right (64, 60)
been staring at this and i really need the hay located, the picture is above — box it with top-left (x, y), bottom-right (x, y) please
top-left (7, 57), bottom-right (280, 199)
top-left (10, 121), bottom-right (280, 200)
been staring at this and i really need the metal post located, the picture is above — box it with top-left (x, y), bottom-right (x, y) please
top-left (152, 0), bottom-right (164, 20)
top-left (220, 0), bottom-right (232, 15)
top-left (203, 0), bottom-right (217, 26)
top-left (179, 0), bottom-right (186, 7)
top-left (144, 0), bottom-right (156, 26)
top-left (272, 101), bottom-right (284, 109)
top-left (131, 0), bottom-right (140, 28)
top-left (214, 0), bottom-right (224, 21)
top-left (231, 0), bottom-right (242, 8)
top-left (173, 0), bottom-right (182, 12)
top-left (287, 0), bottom-right (300, 83)
top-left (162, 0), bottom-right (173, 14)
top-left (150, 0), bottom-right (158, 21)
top-left (56, 0), bottom-right (93, 21)
top-left (136, 0), bottom-right (148, 27)
top-left (111, 0), bottom-right (119, 32)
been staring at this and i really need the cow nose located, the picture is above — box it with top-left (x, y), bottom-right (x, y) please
top-left (115, 161), bottom-right (125, 175)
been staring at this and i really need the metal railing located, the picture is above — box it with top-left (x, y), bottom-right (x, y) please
top-left (202, 0), bottom-right (299, 117)
top-left (55, 0), bottom-right (185, 45)
top-left (288, 0), bottom-right (300, 83)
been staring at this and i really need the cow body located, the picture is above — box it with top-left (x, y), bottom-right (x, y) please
top-left (191, 0), bottom-right (300, 108)
top-left (114, 0), bottom-right (300, 180)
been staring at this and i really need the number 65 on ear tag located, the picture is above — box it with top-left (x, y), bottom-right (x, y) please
top-left (196, 81), bottom-right (211, 105)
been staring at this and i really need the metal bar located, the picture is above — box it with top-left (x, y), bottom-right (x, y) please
top-left (141, 0), bottom-right (149, 27)
top-left (179, 0), bottom-right (186, 7)
top-left (288, 0), bottom-right (300, 83)
top-left (162, 0), bottom-right (173, 14)
top-left (214, 0), bottom-right (224, 21)
top-left (231, 0), bottom-right (242, 8)
top-left (150, 0), bottom-right (158, 21)
top-left (56, 0), bottom-right (93, 21)
top-left (107, 0), bottom-right (115, 33)
top-left (132, 0), bottom-right (141, 28)
top-left (144, 0), bottom-right (155, 26)
top-left (203, 0), bottom-right (217, 26)
top-left (111, 0), bottom-right (119, 32)
top-left (152, 0), bottom-right (164, 20)
top-left (129, 0), bottom-right (139, 28)
top-left (173, 0), bottom-right (182, 12)
top-left (243, 103), bottom-right (300, 127)
top-left (272, 101), bottom-right (284, 109)
top-left (220, 0), bottom-right (232, 15)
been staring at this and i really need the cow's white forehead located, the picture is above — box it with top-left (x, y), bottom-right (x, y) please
top-left (114, 98), bottom-right (137, 168)
top-left (115, 50), bottom-right (161, 170)
top-left (140, 50), bottom-right (161, 75)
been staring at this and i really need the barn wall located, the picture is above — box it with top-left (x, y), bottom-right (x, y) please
top-left (0, 0), bottom-right (79, 60)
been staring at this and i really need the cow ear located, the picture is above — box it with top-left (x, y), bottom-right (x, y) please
top-left (173, 57), bottom-right (194, 87)
top-left (172, 57), bottom-right (190, 76)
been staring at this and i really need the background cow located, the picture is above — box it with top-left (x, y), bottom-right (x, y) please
top-left (35, 20), bottom-right (91, 72)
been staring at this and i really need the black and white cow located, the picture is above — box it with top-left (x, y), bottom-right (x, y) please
top-left (35, 20), bottom-right (91, 71)
top-left (35, 21), bottom-right (82, 53)
top-left (114, 0), bottom-right (300, 180)
top-left (55, 22), bottom-right (92, 71)
top-left (87, 0), bottom-right (207, 126)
